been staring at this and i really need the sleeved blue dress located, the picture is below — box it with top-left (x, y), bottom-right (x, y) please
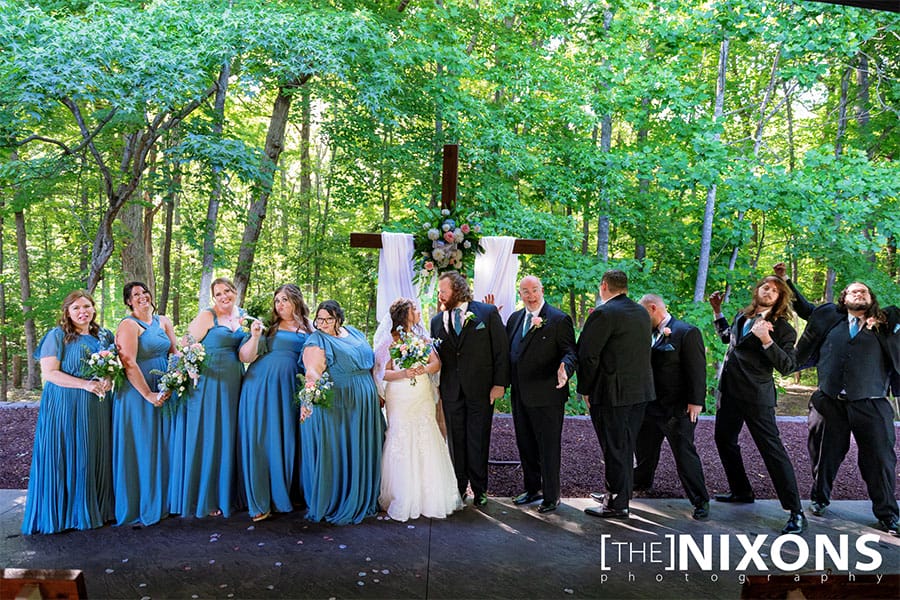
top-left (112, 315), bottom-right (172, 526)
top-left (177, 309), bottom-right (244, 518)
top-left (238, 329), bottom-right (308, 518)
top-left (21, 327), bottom-right (115, 534)
top-left (301, 326), bottom-right (385, 525)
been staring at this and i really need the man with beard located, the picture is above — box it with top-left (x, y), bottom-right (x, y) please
top-left (430, 271), bottom-right (509, 507)
top-left (774, 264), bottom-right (900, 536)
top-left (709, 276), bottom-right (805, 534)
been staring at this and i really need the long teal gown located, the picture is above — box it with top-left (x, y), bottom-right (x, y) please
top-left (238, 329), bottom-right (308, 518)
top-left (301, 326), bottom-right (385, 525)
top-left (112, 315), bottom-right (172, 526)
top-left (22, 327), bottom-right (115, 534)
top-left (178, 309), bottom-right (244, 518)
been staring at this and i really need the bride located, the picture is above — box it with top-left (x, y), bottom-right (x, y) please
top-left (374, 298), bottom-right (463, 522)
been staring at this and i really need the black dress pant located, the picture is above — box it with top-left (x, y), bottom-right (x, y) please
top-left (589, 401), bottom-right (647, 510)
top-left (442, 389), bottom-right (493, 497)
top-left (511, 398), bottom-right (565, 503)
top-left (714, 397), bottom-right (802, 512)
top-left (808, 390), bottom-right (899, 521)
top-left (634, 401), bottom-right (709, 507)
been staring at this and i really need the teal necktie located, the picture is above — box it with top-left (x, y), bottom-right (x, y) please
top-left (742, 316), bottom-right (756, 337)
top-left (522, 312), bottom-right (532, 338)
top-left (849, 317), bottom-right (860, 339)
top-left (453, 308), bottom-right (462, 335)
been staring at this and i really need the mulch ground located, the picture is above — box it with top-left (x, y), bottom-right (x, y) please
top-left (3, 406), bottom-right (897, 501)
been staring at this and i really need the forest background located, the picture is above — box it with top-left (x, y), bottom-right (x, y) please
top-left (1, 0), bottom-right (898, 413)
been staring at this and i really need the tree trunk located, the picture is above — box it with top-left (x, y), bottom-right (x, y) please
top-left (158, 165), bottom-right (179, 316)
top-left (199, 62), bottom-right (231, 308)
top-left (234, 81), bottom-right (306, 303)
top-left (300, 85), bottom-right (312, 260)
top-left (172, 195), bottom-right (183, 326)
top-left (15, 208), bottom-right (38, 390)
top-left (824, 66), bottom-right (853, 303)
top-left (693, 37), bottom-right (728, 303)
top-left (0, 198), bottom-right (7, 400)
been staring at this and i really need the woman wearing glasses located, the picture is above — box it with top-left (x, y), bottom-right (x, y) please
top-left (300, 300), bottom-right (385, 525)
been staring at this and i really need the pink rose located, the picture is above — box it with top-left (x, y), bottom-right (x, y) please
top-left (461, 223), bottom-right (470, 234)
top-left (662, 327), bottom-right (671, 337)
top-left (99, 350), bottom-right (111, 357)
top-left (443, 231), bottom-right (455, 243)
top-left (531, 316), bottom-right (543, 328)
top-left (424, 261), bottom-right (434, 271)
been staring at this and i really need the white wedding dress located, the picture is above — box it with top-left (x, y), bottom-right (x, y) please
top-left (379, 373), bottom-right (463, 522)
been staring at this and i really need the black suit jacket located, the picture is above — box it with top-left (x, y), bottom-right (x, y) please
top-left (650, 317), bottom-right (707, 413)
top-left (576, 294), bottom-right (655, 407)
top-left (714, 312), bottom-right (796, 407)
top-left (506, 303), bottom-right (577, 408)
top-left (430, 300), bottom-right (509, 403)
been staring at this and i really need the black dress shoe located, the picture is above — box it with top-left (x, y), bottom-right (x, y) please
top-left (537, 500), bottom-right (560, 514)
top-left (584, 506), bottom-right (629, 519)
top-left (589, 492), bottom-right (608, 504)
top-left (692, 502), bottom-right (710, 521)
top-left (512, 491), bottom-right (543, 505)
top-left (877, 517), bottom-right (900, 536)
top-left (714, 492), bottom-right (755, 504)
top-left (474, 492), bottom-right (488, 507)
top-left (781, 511), bottom-right (807, 534)
top-left (809, 501), bottom-right (828, 517)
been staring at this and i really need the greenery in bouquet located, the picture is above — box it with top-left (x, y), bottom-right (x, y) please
top-left (296, 371), bottom-right (334, 420)
top-left (151, 336), bottom-right (207, 414)
top-left (389, 327), bottom-right (432, 386)
top-left (81, 343), bottom-right (125, 396)
top-left (413, 206), bottom-right (484, 278)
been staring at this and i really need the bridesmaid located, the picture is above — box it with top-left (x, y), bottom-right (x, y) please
top-left (178, 277), bottom-right (246, 518)
top-left (301, 300), bottom-right (385, 525)
top-left (112, 282), bottom-right (178, 526)
top-left (22, 290), bottom-right (114, 534)
top-left (238, 284), bottom-right (313, 522)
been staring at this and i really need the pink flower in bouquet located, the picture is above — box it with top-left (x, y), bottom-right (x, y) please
top-left (99, 350), bottom-right (111, 357)
top-left (424, 261), bottom-right (434, 271)
top-left (443, 231), bottom-right (455, 243)
top-left (461, 223), bottom-right (470, 234)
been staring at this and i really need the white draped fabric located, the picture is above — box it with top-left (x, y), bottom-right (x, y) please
top-left (376, 232), bottom-right (417, 322)
top-left (473, 235), bottom-right (519, 324)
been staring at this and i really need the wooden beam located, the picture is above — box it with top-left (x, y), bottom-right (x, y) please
top-left (440, 143), bottom-right (458, 210)
top-left (804, 0), bottom-right (898, 11)
top-left (350, 233), bottom-right (545, 254)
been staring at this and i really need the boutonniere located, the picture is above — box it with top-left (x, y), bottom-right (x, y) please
top-left (462, 311), bottom-right (476, 327)
top-left (531, 316), bottom-right (544, 329)
top-left (662, 326), bottom-right (671, 337)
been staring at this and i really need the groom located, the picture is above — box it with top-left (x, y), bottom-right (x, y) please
top-left (431, 271), bottom-right (509, 507)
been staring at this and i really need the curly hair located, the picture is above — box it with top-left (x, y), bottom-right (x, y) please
top-left (389, 298), bottom-right (416, 335)
top-left (837, 282), bottom-right (886, 326)
top-left (59, 290), bottom-right (101, 344)
top-left (267, 284), bottom-right (313, 338)
top-left (438, 271), bottom-right (473, 305)
top-left (743, 276), bottom-right (794, 322)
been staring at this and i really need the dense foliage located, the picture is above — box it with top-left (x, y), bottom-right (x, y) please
top-left (1, 0), bottom-right (897, 407)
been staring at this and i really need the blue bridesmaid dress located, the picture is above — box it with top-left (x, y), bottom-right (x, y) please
top-left (178, 309), bottom-right (244, 517)
top-left (112, 315), bottom-right (171, 526)
top-left (301, 326), bottom-right (385, 525)
top-left (238, 329), bottom-right (308, 518)
top-left (22, 327), bottom-right (114, 534)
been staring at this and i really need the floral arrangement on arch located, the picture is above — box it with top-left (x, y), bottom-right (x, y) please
top-left (414, 207), bottom-right (484, 277)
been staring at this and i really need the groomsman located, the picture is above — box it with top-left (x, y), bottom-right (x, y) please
top-left (774, 264), bottom-right (900, 536)
top-left (506, 276), bottom-right (577, 514)
top-left (636, 294), bottom-right (710, 520)
top-left (709, 276), bottom-right (805, 534)
top-left (577, 270), bottom-right (655, 519)
top-left (430, 271), bottom-right (509, 507)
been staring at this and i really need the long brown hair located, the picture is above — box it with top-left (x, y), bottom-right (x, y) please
top-left (267, 284), bottom-right (313, 338)
top-left (389, 298), bottom-right (416, 335)
top-left (59, 290), bottom-right (101, 343)
top-left (838, 282), bottom-right (886, 326)
top-left (743, 276), bottom-right (793, 322)
top-left (439, 271), bottom-right (473, 305)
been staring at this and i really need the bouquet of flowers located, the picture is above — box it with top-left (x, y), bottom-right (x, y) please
top-left (296, 371), bottom-right (334, 421)
top-left (414, 207), bottom-right (483, 277)
top-left (389, 327), bottom-right (432, 386)
top-left (82, 344), bottom-right (125, 397)
top-left (151, 336), bottom-right (207, 414)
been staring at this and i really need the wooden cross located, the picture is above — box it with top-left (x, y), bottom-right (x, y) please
top-left (350, 144), bottom-right (546, 255)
